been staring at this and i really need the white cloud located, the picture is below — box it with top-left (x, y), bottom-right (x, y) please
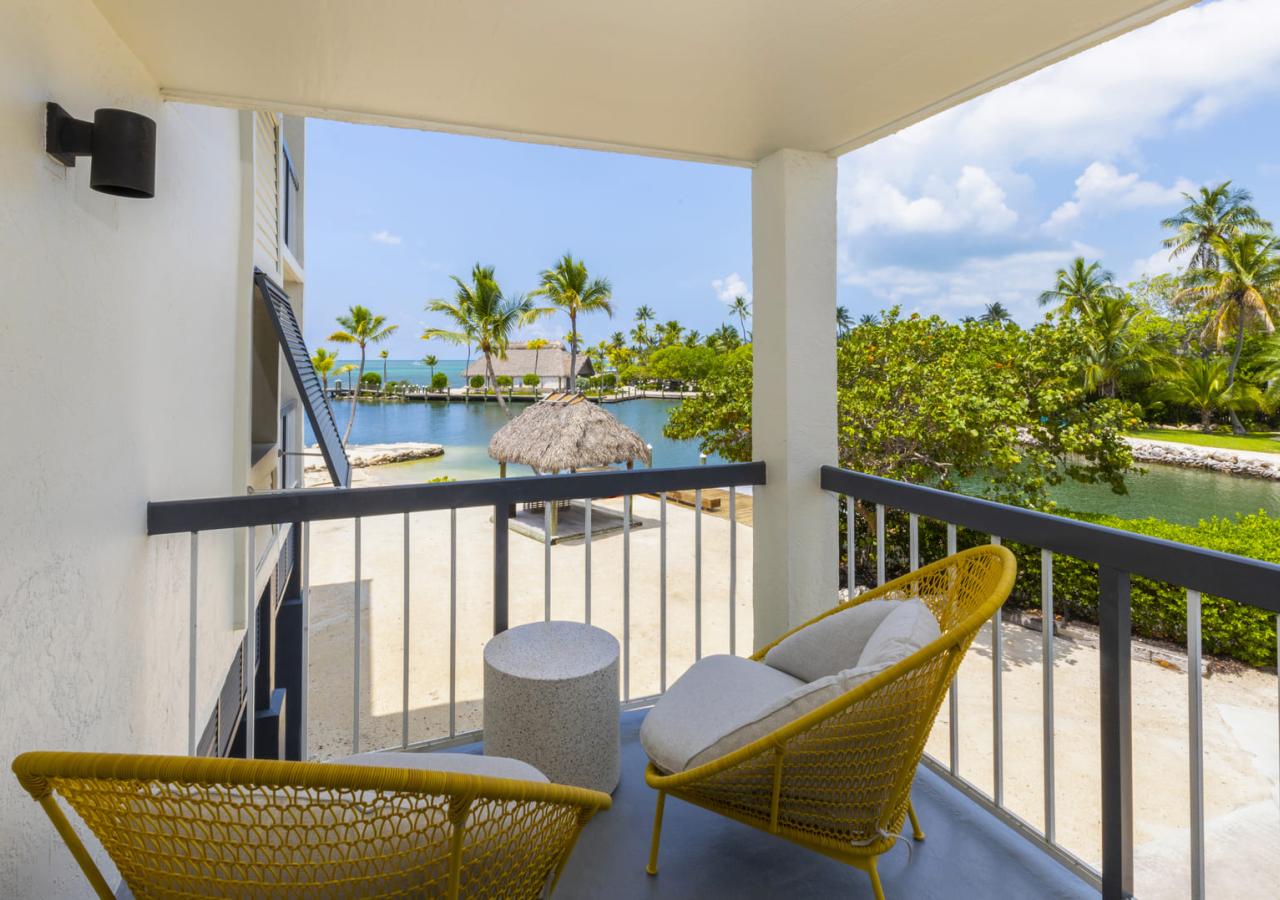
top-left (370, 229), bottom-right (402, 245)
top-left (843, 165), bottom-right (1017, 235)
top-left (1045, 162), bottom-right (1194, 230)
top-left (1128, 247), bottom-right (1181, 281)
top-left (712, 272), bottom-right (751, 304)
top-left (843, 246), bottom-right (1092, 323)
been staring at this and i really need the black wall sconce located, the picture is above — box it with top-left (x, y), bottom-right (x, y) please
top-left (46, 102), bottom-right (156, 199)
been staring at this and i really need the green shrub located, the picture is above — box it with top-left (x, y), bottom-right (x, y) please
top-left (469, 375), bottom-right (485, 389)
top-left (360, 371), bottom-right (381, 387)
top-left (850, 505), bottom-right (1278, 666)
top-left (496, 375), bottom-right (513, 388)
top-left (523, 373), bottom-right (541, 387)
top-left (431, 372), bottom-right (450, 391)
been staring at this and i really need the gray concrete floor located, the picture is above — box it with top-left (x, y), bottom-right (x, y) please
top-left (452, 710), bottom-right (1095, 900)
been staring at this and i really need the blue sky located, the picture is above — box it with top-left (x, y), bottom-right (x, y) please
top-left (305, 0), bottom-right (1280, 358)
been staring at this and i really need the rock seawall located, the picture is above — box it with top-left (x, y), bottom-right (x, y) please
top-left (1125, 437), bottom-right (1280, 481)
top-left (305, 442), bottom-right (444, 471)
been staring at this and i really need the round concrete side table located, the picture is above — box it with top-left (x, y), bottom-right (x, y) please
top-left (483, 621), bottom-right (620, 793)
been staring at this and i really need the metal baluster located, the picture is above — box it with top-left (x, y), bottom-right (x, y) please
top-left (875, 504), bottom-right (886, 587)
top-left (991, 534), bottom-right (1003, 807)
top-left (947, 524), bottom-right (959, 776)
top-left (843, 495), bottom-right (854, 595)
top-left (1187, 590), bottom-right (1205, 900)
top-left (909, 513), bottom-right (919, 572)
top-left (623, 492), bottom-right (631, 700)
top-left (729, 489), bottom-right (737, 657)
top-left (449, 509), bottom-right (457, 737)
top-left (695, 487), bottom-right (703, 660)
top-left (301, 521), bottom-right (310, 761)
top-left (1099, 567), bottom-right (1134, 900)
top-left (494, 505), bottom-right (510, 635)
top-left (660, 492), bottom-right (668, 691)
top-left (246, 526), bottom-right (256, 759)
top-left (544, 503), bottom-right (552, 621)
top-left (584, 501), bottom-right (592, 624)
top-left (401, 513), bottom-right (410, 750)
top-left (188, 531), bottom-right (199, 756)
top-left (352, 518), bottom-right (361, 755)
top-left (1042, 549), bottom-right (1056, 843)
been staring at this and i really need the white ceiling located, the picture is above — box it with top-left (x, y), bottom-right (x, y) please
top-left (94, 0), bottom-right (1193, 165)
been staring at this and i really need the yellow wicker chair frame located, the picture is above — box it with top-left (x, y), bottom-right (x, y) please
top-left (644, 545), bottom-right (1016, 900)
top-left (13, 750), bottom-right (611, 899)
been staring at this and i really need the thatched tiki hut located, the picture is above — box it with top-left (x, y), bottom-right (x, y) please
top-left (488, 392), bottom-right (652, 536)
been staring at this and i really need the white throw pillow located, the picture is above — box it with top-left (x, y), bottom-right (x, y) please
top-left (763, 599), bottom-right (899, 682)
top-left (856, 598), bottom-right (941, 670)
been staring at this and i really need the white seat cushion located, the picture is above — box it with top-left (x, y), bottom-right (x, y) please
top-left (856, 598), bottom-right (940, 669)
top-left (332, 751), bottom-right (549, 783)
top-left (763, 599), bottom-right (899, 681)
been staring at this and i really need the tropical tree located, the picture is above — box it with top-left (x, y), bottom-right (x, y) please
top-left (311, 347), bottom-right (355, 392)
top-left (980, 302), bottom-right (1012, 323)
top-left (329, 306), bottom-right (399, 442)
top-left (1155, 356), bottom-right (1263, 432)
top-left (1076, 295), bottom-right (1154, 398)
top-left (422, 354), bottom-right (438, 383)
top-left (658, 320), bottom-right (684, 347)
top-left (1179, 232), bottom-right (1280, 432)
top-left (635, 305), bottom-right (656, 326)
top-left (706, 324), bottom-right (742, 352)
top-left (1162, 182), bottom-right (1270, 272)
top-left (430, 371), bottom-right (449, 393)
top-left (858, 313), bottom-right (880, 327)
top-left (1038, 258), bottom-right (1119, 317)
top-left (683, 329), bottom-right (703, 347)
top-left (729, 295), bottom-right (752, 341)
top-left (836, 306), bottom-right (853, 335)
top-left (379, 349), bottom-right (390, 390)
top-left (532, 253), bottom-right (614, 391)
top-left (423, 264), bottom-right (551, 416)
top-left (1256, 336), bottom-right (1280, 407)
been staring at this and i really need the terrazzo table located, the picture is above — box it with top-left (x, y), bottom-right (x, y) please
top-left (483, 621), bottom-right (620, 793)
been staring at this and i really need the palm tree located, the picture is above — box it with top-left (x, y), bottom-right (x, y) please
top-left (1156, 356), bottom-right (1263, 432)
top-left (422, 354), bottom-right (438, 385)
top-left (379, 349), bottom-right (390, 390)
top-left (329, 306), bottom-right (399, 442)
top-left (1256, 336), bottom-right (1280, 408)
top-left (706, 324), bottom-right (741, 352)
top-left (683, 329), bottom-right (702, 347)
top-left (659, 320), bottom-right (684, 347)
top-left (423, 264), bottom-right (551, 416)
top-left (1162, 182), bottom-right (1270, 272)
top-left (1038, 258), bottom-right (1119, 317)
top-left (836, 306), bottom-right (853, 335)
top-left (630, 323), bottom-right (652, 351)
top-left (1178, 232), bottom-right (1280, 432)
top-left (311, 347), bottom-right (355, 392)
top-left (532, 253), bottom-right (614, 391)
top-left (1076, 296), bottom-right (1152, 398)
top-left (979, 302), bottom-right (1012, 323)
top-left (729, 295), bottom-right (751, 341)
top-left (635, 305), bottom-right (656, 326)
top-left (858, 313), bottom-right (880, 327)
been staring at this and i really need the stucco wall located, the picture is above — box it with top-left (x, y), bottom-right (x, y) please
top-left (0, 1), bottom-right (249, 893)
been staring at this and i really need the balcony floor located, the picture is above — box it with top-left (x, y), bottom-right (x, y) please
top-left (453, 709), bottom-right (1094, 900)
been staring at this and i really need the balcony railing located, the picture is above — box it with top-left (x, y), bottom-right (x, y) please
top-left (147, 462), bottom-right (1280, 900)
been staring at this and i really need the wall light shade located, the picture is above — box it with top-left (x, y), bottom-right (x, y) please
top-left (46, 102), bottom-right (156, 198)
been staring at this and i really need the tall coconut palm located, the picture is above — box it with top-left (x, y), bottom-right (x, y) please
top-left (1179, 232), bottom-right (1280, 432)
top-left (635, 305), bottom-right (656, 326)
top-left (683, 329), bottom-right (702, 347)
top-left (422, 354), bottom-right (438, 384)
top-left (532, 253), bottom-right (614, 391)
top-left (329, 306), bottom-right (399, 442)
top-left (728, 295), bottom-right (752, 341)
top-left (1162, 182), bottom-right (1270, 272)
top-left (980, 302), bottom-right (1012, 323)
top-left (1256, 336), bottom-right (1280, 408)
top-left (311, 347), bottom-right (355, 392)
top-left (836, 306), bottom-right (853, 335)
top-left (1076, 296), bottom-right (1152, 398)
top-left (1155, 356), bottom-right (1263, 432)
top-left (1037, 258), bottom-right (1119, 317)
top-left (379, 349), bottom-right (390, 389)
top-left (423, 264), bottom-right (551, 416)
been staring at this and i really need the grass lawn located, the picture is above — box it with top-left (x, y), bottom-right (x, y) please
top-left (1126, 428), bottom-right (1280, 454)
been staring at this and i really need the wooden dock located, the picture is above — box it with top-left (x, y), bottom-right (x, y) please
top-left (653, 487), bottom-right (753, 526)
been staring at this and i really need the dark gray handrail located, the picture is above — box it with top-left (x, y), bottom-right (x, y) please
top-left (148, 462), bottom-right (766, 535)
top-left (821, 465), bottom-right (1280, 613)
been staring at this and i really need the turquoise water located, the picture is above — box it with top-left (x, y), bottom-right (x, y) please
top-left (312, 390), bottom-right (1280, 524)
top-left (331, 358), bottom-right (468, 388)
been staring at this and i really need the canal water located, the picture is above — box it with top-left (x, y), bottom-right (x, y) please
top-left (311, 396), bottom-right (1280, 525)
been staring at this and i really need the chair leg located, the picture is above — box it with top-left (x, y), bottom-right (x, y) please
top-left (907, 800), bottom-right (925, 841)
top-left (646, 791), bottom-right (666, 876)
top-left (866, 857), bottom-right (886, 900)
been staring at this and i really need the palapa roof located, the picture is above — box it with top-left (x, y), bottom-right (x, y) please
top-left (463, 343), bottom-right (593, 379)
top-left (488, 392), bottom-right (652, 474)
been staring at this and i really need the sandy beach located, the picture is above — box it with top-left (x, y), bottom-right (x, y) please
top-left (306, 462), bottom-right (1278, 897)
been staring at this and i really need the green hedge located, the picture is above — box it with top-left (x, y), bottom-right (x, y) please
top-left (845, 503), bottom-right (1278, 666)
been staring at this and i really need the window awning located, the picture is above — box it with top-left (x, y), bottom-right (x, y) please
top-left (255, 270), bottom-right (351, 488)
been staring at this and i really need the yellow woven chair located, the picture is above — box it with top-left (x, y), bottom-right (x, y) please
top-left (644, 545), bottom-right (1016, 900)
top-left (13, 750), bottom-right (611, 899)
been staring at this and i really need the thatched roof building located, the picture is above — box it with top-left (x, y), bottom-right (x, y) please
top-left (463, 342), bottom-right (593, 389)
top-left (488, 392), bottom-right (651, 474)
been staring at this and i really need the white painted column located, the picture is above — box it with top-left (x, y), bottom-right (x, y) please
top-left (751, 148), bottom-right (838, 649)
